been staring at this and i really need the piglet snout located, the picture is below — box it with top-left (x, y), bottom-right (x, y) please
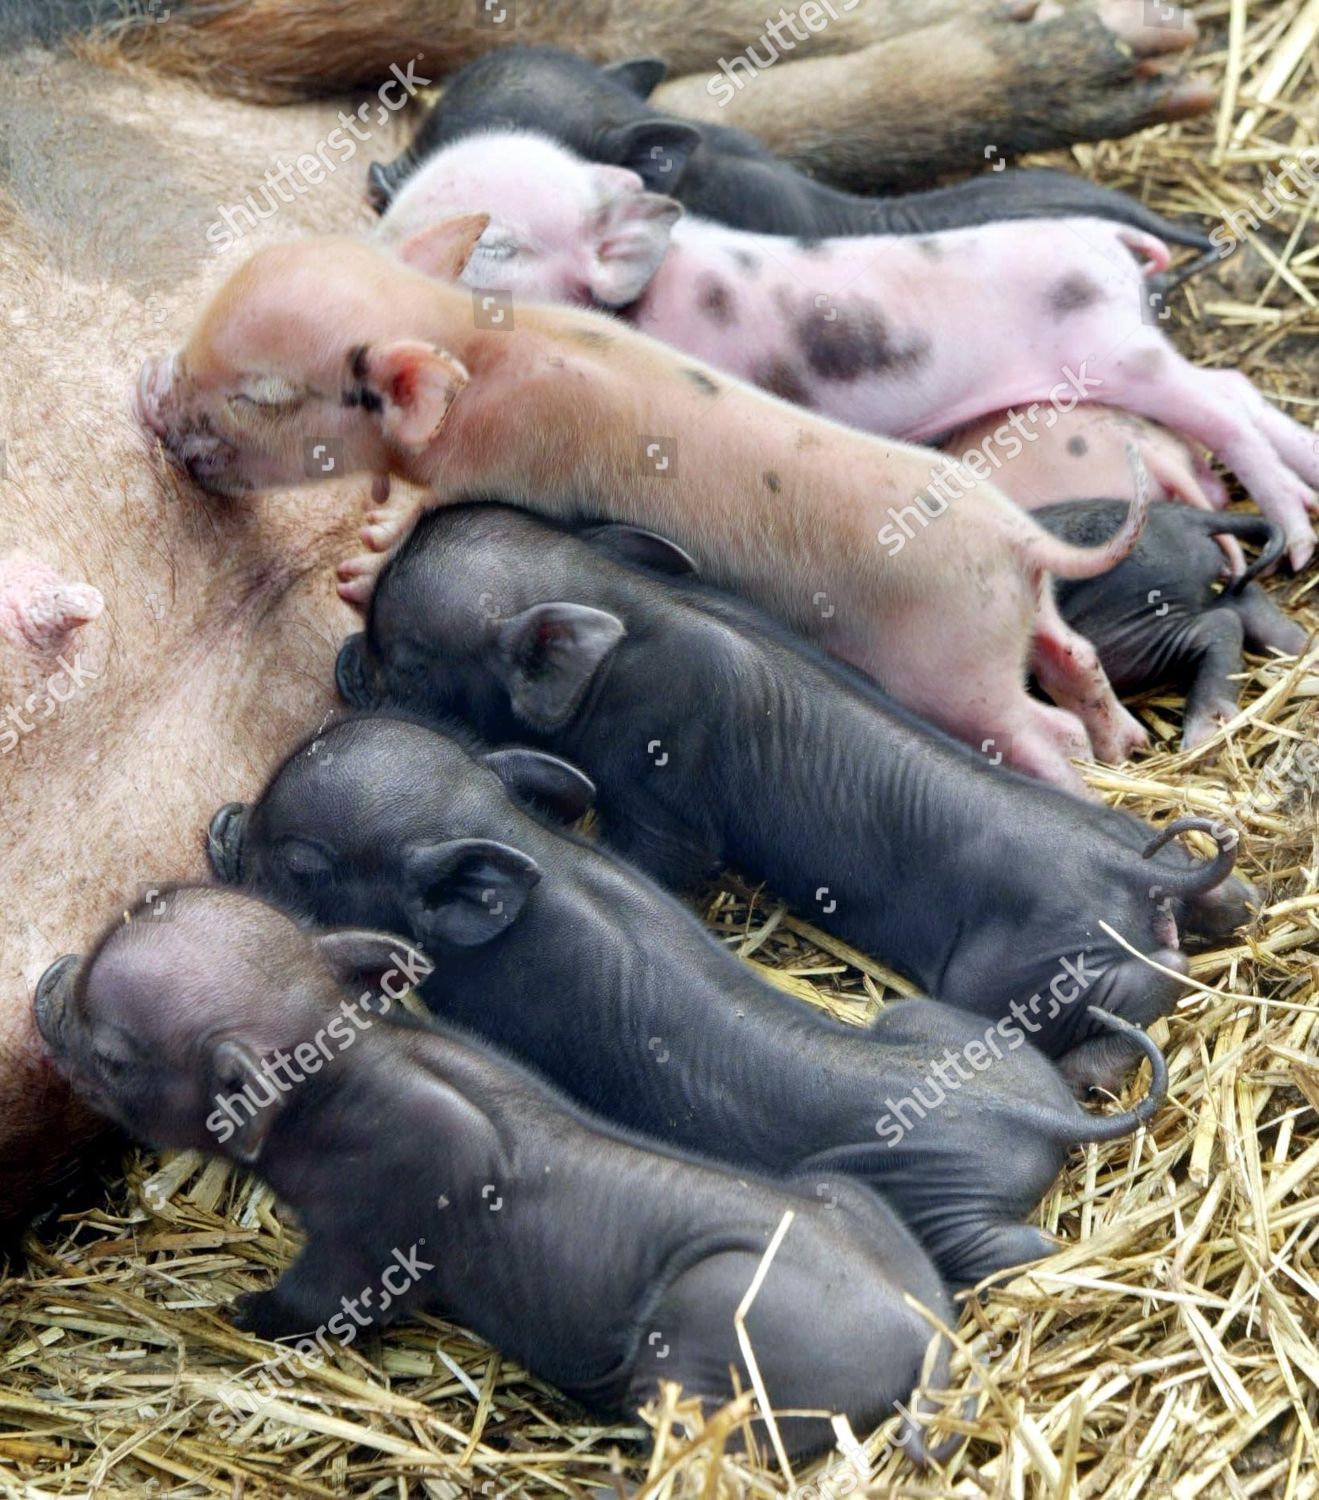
top-left (208, 803), bottom-right (249, 885)
top-left (33, 953), bottom-right (80, 1051)
top-left (336, 633), bottom-right (377, 708)
top-left (134, 352), bottom-right (177, 440)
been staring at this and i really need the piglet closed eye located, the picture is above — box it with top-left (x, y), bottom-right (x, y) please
top-left (382, 129), bottom-right (1319, 570)
top-left (375, 46), bottom-right (1217, 250)
top-left (147, 231), bottom-right (1159, 790)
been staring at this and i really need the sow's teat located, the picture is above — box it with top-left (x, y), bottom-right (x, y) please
top-left (0, 552), bottom-right (104, 651)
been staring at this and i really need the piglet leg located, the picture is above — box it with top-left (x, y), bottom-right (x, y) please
top-left (936, 1221), bottom-right (1057, 1291)
top-left (1099, 346), bottom-right (1318, 569)
top-left (339, 503), bottom-right (427, 608)
top-left (1142, 441), bottom-right (1244, 574)
top-left (233, 1240), bottom-right (385, 1338)
top-left (1141, 440), bottom-right (1213, 512)
top-left (837, 602), bottom-right (1095, 793)
top-left (1190, 452), bottom-right (1232, 511)
top-left (1207, 371), bottom-right (1319, 492)
top-left (980, 698), bottom-right (1096, 794)
top-left (1228, 584), bottom-right (1310, 659)
top-left (1031, 590), bottom-right (1149, 763)
top-left (1180, 610), bottom-right (1246, 750)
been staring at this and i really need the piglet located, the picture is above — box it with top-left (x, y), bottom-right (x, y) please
top-left (32, 885), bottom-right (955, 1461)
top-left (209, 714), bottom-right (1168, 1290)
top-left (377, 131), bottom-right (1319, 568)
top-left (1034, 502), bottom-right (1309, 748)
top-left (135, 232), bottom-right (1152, 790)
top-left (939, 405), bottom-right (1252, 587)
top-left (335, 502), bottom-right (1252, 1093)
top-left (368, 45), bottom-right (1217, 253)
top-left (942, 407), bottom-right (1230, 516)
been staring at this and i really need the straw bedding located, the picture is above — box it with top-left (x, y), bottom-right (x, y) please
top-left (1, 1), bottom-right (1316, 1494)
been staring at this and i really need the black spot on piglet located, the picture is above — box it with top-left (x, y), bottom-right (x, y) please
top-left (1050, 274), bottom-right (1102, 315)
top-left (696, 275), bottom-right (735, 325)
top-left (797, 297), bottom-right (930, 382)
top-left (343, 344), bottom-right (383, 412)
top-left (753, 358), bottom-right (813, 408)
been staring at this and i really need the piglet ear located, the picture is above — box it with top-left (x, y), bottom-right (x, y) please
top-left (598, 119), bottom-right (702, 189)
top-left (579, 523), bottom-right (699, 577)
top-left (313, 929), bottom-right (434, 1008)
top-left (482, 747), bottom-right (596, 824)
top-left (601, 56), bottom-right (670, 97)
top-left (587, 188), bottom-right (681, 306)
top-left (395, 212), bottom-right (493, 281)
top-left (362, 340), bottom-right (470, 450)
top-left (403, 838), bottom-right (541, 949)
top-left (206, 1039), bottom-right (282, 1166)
top-left (494, 603), bottom-right (625, 730)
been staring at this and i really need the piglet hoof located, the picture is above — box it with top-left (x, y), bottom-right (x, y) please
top-left (1180, 703), bottom-right (1234, 752)
top-left (1287, 529), bottom-right (1316, 572)
top-left (232, 1289), bottom-right (299, 1340)
top-left (1212, 534), bottom-right (1248, 580)
top-left (1103, 710), bottom-right (1150, 764)
top-left (337, 554), bottom-right (385, 610)
top-left (361, 505), bottom-right (419, 555)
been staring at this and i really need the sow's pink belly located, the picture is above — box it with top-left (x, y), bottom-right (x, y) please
top-left (0, 49), bottom-right (388, 1235)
